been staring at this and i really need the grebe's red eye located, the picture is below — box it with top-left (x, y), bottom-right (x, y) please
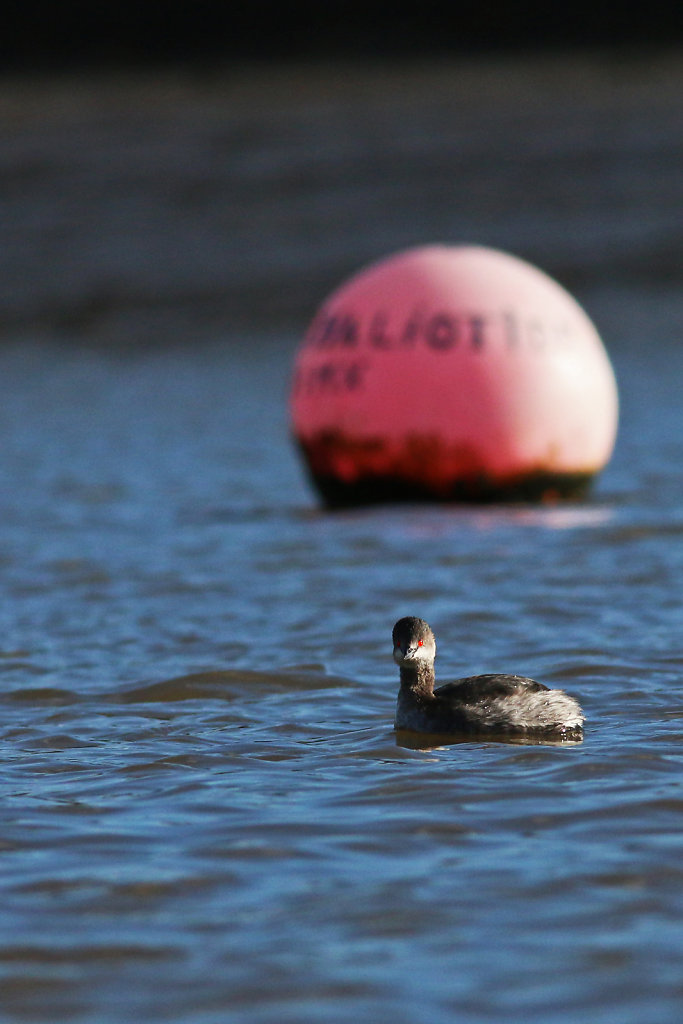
top-left (418, 639), bottom-right (423, 647)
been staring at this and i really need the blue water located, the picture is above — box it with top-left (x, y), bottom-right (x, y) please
top-left (1, 51), bottom-right (683, 1023)
top-left (0, 331), bottom-right (680, 1023)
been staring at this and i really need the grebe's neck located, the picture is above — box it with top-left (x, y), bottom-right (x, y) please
top-left (399, 660), bottom-right (435, 699)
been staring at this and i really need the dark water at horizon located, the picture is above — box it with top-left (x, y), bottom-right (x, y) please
top-left (0, 51), bottom-right (682, 1023)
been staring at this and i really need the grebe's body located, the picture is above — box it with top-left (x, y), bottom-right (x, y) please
top-left (392, 617), bottom-right (584, 739)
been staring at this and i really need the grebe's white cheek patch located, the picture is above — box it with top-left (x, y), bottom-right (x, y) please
top-left (416, 643), bottom-right (435, 662)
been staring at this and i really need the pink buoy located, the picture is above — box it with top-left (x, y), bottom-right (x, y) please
top-left (290, 244), bottom-right (618, 506)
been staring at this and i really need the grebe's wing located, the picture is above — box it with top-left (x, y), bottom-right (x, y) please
top-left (435, 673), bottom-right (548, 704)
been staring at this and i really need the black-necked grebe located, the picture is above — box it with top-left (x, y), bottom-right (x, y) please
top-left (392, 617), bottom-right (584, 739)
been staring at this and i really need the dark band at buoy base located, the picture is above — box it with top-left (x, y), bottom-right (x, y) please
top-left (296, 435), bottom-right (596, 507)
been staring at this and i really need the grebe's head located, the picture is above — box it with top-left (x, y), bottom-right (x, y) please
top-left (392, 617), bottom-right (436, 667)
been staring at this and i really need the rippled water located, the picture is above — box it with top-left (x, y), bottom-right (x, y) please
top-left (1, 51), bottom-right (683, 1023)
top-left (0, 334), bottom-right (680, 1023)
